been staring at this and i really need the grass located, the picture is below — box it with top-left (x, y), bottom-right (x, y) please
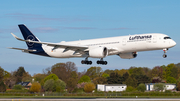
top-left (1, 96), bottom-right (180, 99)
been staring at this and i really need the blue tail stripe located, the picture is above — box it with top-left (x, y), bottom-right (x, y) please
top-left (18, 24), bottom-right (49, 57)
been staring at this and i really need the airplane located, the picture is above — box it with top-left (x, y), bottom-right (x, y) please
top-left (9, 24), bottom-right (176, 65)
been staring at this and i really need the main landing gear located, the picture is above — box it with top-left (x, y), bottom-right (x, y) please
top-left (81, 58), bottom-right (108, 65)
top-left (163, 48), bottom-right (168, 58)
top-left (81, 57), bottom-right (92, 65)
top-left (97, 58), bottom-right (108, 65)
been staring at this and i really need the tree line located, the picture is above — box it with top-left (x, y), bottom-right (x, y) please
top-left (0, 62), bottom-right (180, 93)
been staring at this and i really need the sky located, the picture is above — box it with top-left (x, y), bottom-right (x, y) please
top-left (0, 0), bottom-right (180, 75)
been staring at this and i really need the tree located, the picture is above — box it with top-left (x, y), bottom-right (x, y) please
top-left (51, 62), bottom-right (77, 83)
top-left (85, 67), bottom-right (103, 80)
top-left (153, 83), bottom-right (165, 91)
top-left (137, 83), bottom-right (146, 92)
top-left (54, 79), bottom-right (66, 92)
top-left (44, 74), bottom-right (59, 83)
top-left (104, 69), bottom-right (114, 75)
top-left (166, 76), bottom-right (176, 83)
top-left (102, 73), bottom-right (109, 78)
top-left (114, 69), bottom-right (129, 76)
top-left (107, 72), bottom-right (124, 84)
top-left (78, 75), bottom-right (91, 83)
top-left (66, 71), bottom-right (78, 92)
top-left (93, 77), bottom-right (107, 85)
top-left (44, 79), bottom-right (54, 91)
top-left (22, 72), bottom-right (32, 82)
top-left (15, 67), bottom-right (26, 83)
top-left (165, 63), bottom-right (176, 79)
top-left (84, 83), bottom-right (95, 93)
top-left (152, 77), bottom-right (162, 83)
top-left (30, 82), bottom-right (41, 92)
top-left (0, 81), bottom-right (6, 92)
top-left (177, 82), bottom-right (180, 91)
top-left (151, 66), bottom-right (163, 79)
top-left (125, 76), bottom-right (138, 88)
top-left (134, 74), bottom-right (151, 85)
top-left (0, 67), bottom-right (4, 80)
top-left (13, 84), bottom-right (22, 90)
top-left (126, 86), bottom-right (136, 92)
top-left (128, 67), bottom-right (145, 76)
top-left (33, 73), bottom-right (46, 85)
top-left (122, 72), bottom-right (129, 82)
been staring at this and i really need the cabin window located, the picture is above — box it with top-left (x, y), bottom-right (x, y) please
top-left (164, 37), bottom-right (171, 39)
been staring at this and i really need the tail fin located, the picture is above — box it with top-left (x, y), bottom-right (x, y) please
top-left (18, 24), bottom-right (41, 49)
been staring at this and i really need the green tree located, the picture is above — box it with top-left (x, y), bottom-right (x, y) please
top-left (44, 79), bottom-right (54, 91)
top-left (78, 75), bottom-right (91, 83)
top-left (151, 66), bottom-right (163, 79)
top-left (30, 82), bottom-right (41, 92)
top-left (129, 67), bottom-right (145, 76)
top-left (15, 67), bottom-right (26, 83)
top-left (0, 67), bottom-right (4, 80)
top-left (22, 72), bottom-right (32, 82)
top-left (165, 63), bottom-right (176, 79)
top-left (93, 77), bottom-right (107, 85)
top-left (122, 72), bottom-right (129, 82)
top-left (13, 84), bottom-right (22, 90)
top-left (107, 72), bottom-right (124, 84)
top-left (137, 83), bottom-right (146, 92)
top-left (0, 81), bottom-right (6, 92)
top-left (66, 71), bottom-right (78, 92)
top-left (166, 76), bottom-right (176, 83)
top-left (102, 73), bottom-right (109, 78)
top-left (125, 76), bottom-right (138, 88)
top-left (33, 73), bottom-right (46, 86)
top-left (126, 86), bottom-right (136, 92)
top-left (44, 74), bottom-right (59, 83)
top-left (85, 67), bottom-right (103, 80)
top-left (104, 69), bottom-right (114, 75)
top-left (84, 82), bottom-right (95, 93)
top-left (54, 79), bottom-right (66, 92)
top-left (153, 83), bottom-right (165, 91)
top-left (115, 69), bottom-right (129, 76)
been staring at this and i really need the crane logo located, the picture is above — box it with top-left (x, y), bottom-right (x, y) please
top-left (26, 35), bottom-right (35, 46)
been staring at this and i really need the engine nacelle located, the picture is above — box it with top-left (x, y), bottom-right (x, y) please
top-left (118, 52), bottom-right (137, 59)
top-left (89, 47), bottom-right (108, 58)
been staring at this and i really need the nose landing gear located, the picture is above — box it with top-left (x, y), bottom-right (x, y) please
top-left (163, 48), bottom-right (168, 58)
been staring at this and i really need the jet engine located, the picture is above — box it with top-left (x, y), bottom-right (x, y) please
top-left (118, 52), bottom-right (137, 59)
top-left (89, 47), bottom-right (108, 58)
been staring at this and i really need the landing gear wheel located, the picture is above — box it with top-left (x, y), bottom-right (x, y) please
top-left (96, 59), bottom-right (107, 65)
top-left (81, 59), bottom-right (92, 65)
top-left (163, 54), bottom-right (167, 58)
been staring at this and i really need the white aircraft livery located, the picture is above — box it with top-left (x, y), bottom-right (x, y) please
top-left (10, 24), bottom-right (176, 65)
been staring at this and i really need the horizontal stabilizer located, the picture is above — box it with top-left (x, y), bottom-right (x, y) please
top-left (8, 47), bottom-right (36, 52)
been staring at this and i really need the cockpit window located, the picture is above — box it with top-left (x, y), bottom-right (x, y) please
top-left (164, 37), bottom-right (171, 39)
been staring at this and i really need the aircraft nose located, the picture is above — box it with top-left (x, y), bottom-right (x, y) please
top-left (171, 40), bottom-right (176, 47)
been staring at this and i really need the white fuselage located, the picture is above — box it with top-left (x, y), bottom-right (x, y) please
top-left (41, 33), bottom-right (176, 58)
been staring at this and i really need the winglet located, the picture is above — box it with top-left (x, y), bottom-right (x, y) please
top-left (11, 33), bottom-right (25, 41)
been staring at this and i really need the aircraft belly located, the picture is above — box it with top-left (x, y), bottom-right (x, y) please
top-left (46, 48), bottom-right (83, 58)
